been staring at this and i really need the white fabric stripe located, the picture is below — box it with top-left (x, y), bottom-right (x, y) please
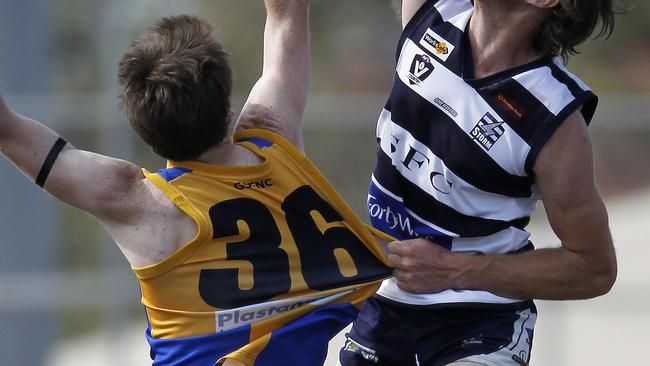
top-left (450, 226), bottom-right (531, 254)
top-left (377, 110), bottom-right (537, 221)
top-left (553, 57), bottom-right (592, 92)
top-left (370, 174), bottom-right (458, 237)
top-left (512, 66), bottom-right (574, 116)
top-left (396, 39), bottom-right (531, 176)
top-left (507, 308), bottom-right (536, 351)
top-left (369, 173), bottom-right (403, 202)
top-left (434, 0), bottom-right (474, 31)
top-left (377, 278), bottom-right (524, 305)
top-left (458, 308), bottom-right (536, 365)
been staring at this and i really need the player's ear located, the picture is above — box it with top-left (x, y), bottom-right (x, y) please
top-left (526, 0), bottom-right (560, 9)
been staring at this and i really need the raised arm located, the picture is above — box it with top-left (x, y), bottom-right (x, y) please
top-left (235, 0), bottom-right (310, 150)
top-left (0, 96), bottom-right (144, 223)
top-left (401, 0), bottom-right (429, 28)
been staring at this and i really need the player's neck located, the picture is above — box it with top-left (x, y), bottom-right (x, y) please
top-left (195, 140), bottom-right (264, 167)
top-left (469, 1), bottom-right (546, 79)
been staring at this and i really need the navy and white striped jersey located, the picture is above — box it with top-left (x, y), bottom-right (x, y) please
top-left (369, 0), bottom-right (598, 305)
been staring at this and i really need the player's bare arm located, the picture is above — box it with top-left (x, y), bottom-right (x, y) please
top-left (0, 96), bottom-right (145, 220)
top-left (388, 111), bottom-right (617, 300)
top-left (0, 96), bottom-right (191, 267)
top-left (401, 0), bottom-right (428, 28)
top-left (235, 0), bottom-right (310, 151)
top-left (524, 111), bottom-right (616, 298)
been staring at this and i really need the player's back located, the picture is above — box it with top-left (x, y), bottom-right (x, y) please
top-left (135, 129), bottom-right (392, 366)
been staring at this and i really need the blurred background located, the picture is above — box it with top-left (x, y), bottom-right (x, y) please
top-left (0, 0), bottom-right (648, 365)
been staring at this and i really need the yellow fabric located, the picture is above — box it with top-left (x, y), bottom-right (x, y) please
top-left (133, 129), bottom-right (392, 365)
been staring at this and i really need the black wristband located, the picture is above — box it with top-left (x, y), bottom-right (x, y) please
top-left (35, 137), bottom-right (67, 187)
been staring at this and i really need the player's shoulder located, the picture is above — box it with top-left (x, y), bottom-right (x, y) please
top-left (403, 0), bottom-right (473, 28)
top-left (512, 58), bottom-right (597, 122)
top-left (90, 159), bottom-right (158, 221)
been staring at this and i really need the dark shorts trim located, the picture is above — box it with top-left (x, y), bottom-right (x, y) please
top-left (340, 296), bottom-right (537, 366)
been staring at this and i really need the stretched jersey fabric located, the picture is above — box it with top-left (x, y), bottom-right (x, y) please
top-left (134, 129), bottom-right (392, 366)
top-left (370, 0), bottom-right (598, 305)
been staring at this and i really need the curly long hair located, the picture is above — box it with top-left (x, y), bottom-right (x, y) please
top-left (534, 0), bottom-right (619, 62)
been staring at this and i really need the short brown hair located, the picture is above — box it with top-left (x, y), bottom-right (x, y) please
top-left (118, 15), bottom-right (232, 161)
top-left (535, 0), bottom-right (617, 62)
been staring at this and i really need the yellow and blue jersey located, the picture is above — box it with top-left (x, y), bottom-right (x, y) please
top-left (135, 129), bottom-right (392, 365)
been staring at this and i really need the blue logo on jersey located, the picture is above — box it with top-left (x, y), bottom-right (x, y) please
top-left (408, 54), bottom-right (434, 85)
top-left (471, 112), bottom-right (505, 151)
top-left (368, 182), bottom-right (452, 248)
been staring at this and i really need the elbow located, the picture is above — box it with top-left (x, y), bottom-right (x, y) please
top-left (0, 98), bottom-right (12, 137)
top-left (599, 259), bottom-right (618, 296)
top-left (591, 250), bottom-right (618, 297)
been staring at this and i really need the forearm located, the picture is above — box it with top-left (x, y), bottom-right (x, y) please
top-left (389, 216), bottom-right (616, 300)
top-left (457, 239), bottom-right (617, 300)
top-left (263, 0), bottom-right (310, 95)
top-left (261, 1), bottom-right (309, 114)
top-left (265, 0), bottom-right (309, 19)
top-left (237, 0), bottom-right (310, 147)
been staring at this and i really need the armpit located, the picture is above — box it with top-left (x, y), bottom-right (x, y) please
top-left (235, 103), bottom-right (284, 135)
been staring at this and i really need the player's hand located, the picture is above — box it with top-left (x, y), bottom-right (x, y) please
top-left (387, 238), bottom-right (466, 294)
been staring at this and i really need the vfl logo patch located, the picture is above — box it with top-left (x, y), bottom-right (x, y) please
top-left (471, 112), bottom-right (505, 151)
top-left (408, 54), bottom-right (434, 85)
top-left (420, 28), bottom-right (455, 62)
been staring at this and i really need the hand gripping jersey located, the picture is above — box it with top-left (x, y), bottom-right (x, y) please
top-left (370, 0), bottom-right (598, 305)
top-left (135, 129), bottom-right (392, 366)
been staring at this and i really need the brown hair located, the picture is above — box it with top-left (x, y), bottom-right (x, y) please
top-left (535, 0), bottom-right (618, 62)
top-left (118, 15), bottom-right (232, 161)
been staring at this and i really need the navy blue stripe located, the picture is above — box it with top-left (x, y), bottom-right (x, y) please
top-left (547, 64), bottom-right (599, 123)
top-left (374, 150), bottom-right (530, 237)
top-left (386, 80), bottom-right (534, 197)
top-left (466, 57), bottom-right (554, 89)
top-left (477, 79), bottom-right (556, 143)
top-left (580, 93), bottom-right (598, 124)
top-left (546, 65), bottom-right (600, 124)
top-left (548, 62), bottom-right (588, 99)
top-left (433, 21), bottom-right (465, 76)
top-left (524, 92), bottom-right (597, 174)
top-left (460, 26), bottom-right (475, 80)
